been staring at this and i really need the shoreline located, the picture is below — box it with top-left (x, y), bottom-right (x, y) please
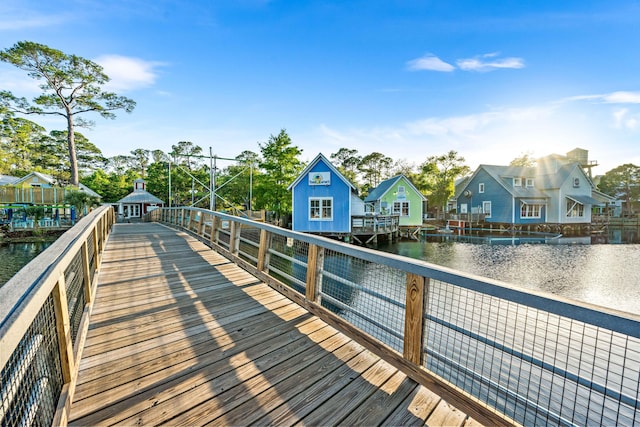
top-left (0, 229), bottom-right (67, 244)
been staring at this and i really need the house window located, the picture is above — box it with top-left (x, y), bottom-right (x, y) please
top-left (482, 201), bottom-right (491, 218)
top-left (479, 183), bottom-right (485, 193)
top-left (309, 197), bottom-right (333, 220)
top-left (566, 198), bottom-right (584, 217)
top-left (526, 178), bottom-right (534, 188)
top-left (573, 178), bottom-right (580, 187)
top-left (513, 178), bottom-right (522, 187)
top-left (393, 201), bottom-right (410, 216)
top-left (521, 202), bottom-right (543, 218)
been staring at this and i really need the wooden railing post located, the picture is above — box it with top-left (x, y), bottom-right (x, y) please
top-left (305, 244), bottom-right (324, 303)
top-left (197, 211), bottom-right (205, 237)
top-left (257, 229), bottom-right (272, 272)
top-left (188, 209), bottom-right (196, 231)
top-left (52, 275), bottom-right (75, 384)
top-left (92, 227), bottom-right (100, 268)
top-left (229, 220), bottom-right (240, 255)
top-left (404, 273), bottom-right (428, 365)
top-left (209, 214), bottom-right (218, 245)
top-left (81, 241), bottom-right (92, 304)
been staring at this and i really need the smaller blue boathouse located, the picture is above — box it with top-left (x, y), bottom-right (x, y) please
top-left (288, 153), bottom-right (363, 235)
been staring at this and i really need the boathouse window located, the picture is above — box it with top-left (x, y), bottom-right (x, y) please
top-left (513, 178), bottom-right (522, 187)
top-left (520, 201), bottom-right (542, 218)
top-left (566, 198), bottom-right (584, 217)
top-left (392, 201), bottom-right (410, 216)
top-left (573, 178), bottom-right (580, 187)
top-left (309, 197), bottom-right (333, 220)
top-left (526, 178), bottom-right (534, 187)
top-left (482, 201), bottom-right (491, 218)
top-left (479, 183), bottom-right (485, 193)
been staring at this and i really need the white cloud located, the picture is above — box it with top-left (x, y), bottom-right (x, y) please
top-left (457, 52), bottom-right (525, 72)
top-left (602, 91), bottom-right (640, 104)
top-left (94, 55), bottom-right (164, 92)
top-left (613, 108), bottom-right (639, 130)
top-left (563, 91), bottom-right (640, 104)
top-left (0, 66), bottom-right (42, 94)
top-left (406, 54), bottom-right (455, 72)
top-left (407, 52), bottom-right (524, 73)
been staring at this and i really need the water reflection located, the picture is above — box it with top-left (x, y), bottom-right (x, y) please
top-left (0, 242), bottom-right (51, 286)
top-left (376, 231), bottom-right (640, 315)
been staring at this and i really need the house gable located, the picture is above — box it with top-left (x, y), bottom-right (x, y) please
top-left (365, 175), bottom-right (425, 226)
top-left (289, 153), bottom-right (355, 233)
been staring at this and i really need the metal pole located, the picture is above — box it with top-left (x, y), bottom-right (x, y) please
top-left (212, 155), bottom-right (217, 211)
top-left (209, 147), bottom-right (214, 211)
top-left (249, 162), bottom-right (253, 212)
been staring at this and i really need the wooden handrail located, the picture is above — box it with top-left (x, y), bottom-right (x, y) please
top-left (0, 206), bottom-right (114, 427)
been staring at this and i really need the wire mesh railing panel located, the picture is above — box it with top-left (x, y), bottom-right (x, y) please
top-left (320, 249), bottom-right (406, 353)
top-left (424, 280), bottom-right (640, 426)
top-left (0, 294), bottom-right (64, 427)
top-left (237, 225), bottom-right (261, 267)
top-left (64, 251), bottom-right (86, 344)
top-left (217, 227), bottom-right (231, 250)
top-left (266, 234), bottom-right (309, 294)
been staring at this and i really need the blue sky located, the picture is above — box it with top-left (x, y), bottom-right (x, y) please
top-left (1, 0), bottom-right (639, 174)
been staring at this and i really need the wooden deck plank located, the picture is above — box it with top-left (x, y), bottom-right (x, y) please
top-left (382, 385), bottom-right (442, 425)
top-left (73, 302), bottom-right (308, 398)
top-left (68, 223), bottom-right (487, 427)
top-left (426, 399), bottom-right (470, 427)
top-left (338, 370), bottom-right (420, 426)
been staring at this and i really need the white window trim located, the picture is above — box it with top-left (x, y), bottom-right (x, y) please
top-left (392, 200), bottom-right (410, 216)
top-left (309, 197), bottom-right (333, 221)
top-left (566, 198), bottom-right (585, 218)
top-left (482, 201), bottom-right (491, 218)
top-left (513, 177), bottom-right (522, 187)
top-left (479, 183), bottom-right (485, 193)
top-left (520, 202), bottom-right (543, 219)
top-left (526, 178), bottom-right (534, 188)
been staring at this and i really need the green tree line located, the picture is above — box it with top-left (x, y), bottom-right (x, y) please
top-left (2, 41), bottom-right (636, 219)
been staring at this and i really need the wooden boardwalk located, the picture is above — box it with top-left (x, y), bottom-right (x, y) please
top-left (68, 223), bottom-right (482, 426)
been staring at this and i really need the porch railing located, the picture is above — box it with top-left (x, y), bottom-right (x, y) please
top-left (151, 206), bottom-right (640, 427)
top-left (351, 214), bottom-right (399, 234)
top-left (0, 206), bottom-right (115, 427)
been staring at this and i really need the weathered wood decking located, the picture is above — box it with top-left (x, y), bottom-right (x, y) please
top-left (68, 223), bottom-right (480, 426)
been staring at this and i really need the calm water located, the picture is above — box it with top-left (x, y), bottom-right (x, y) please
top-left (376, 235), bottom-right (640, 315)
top-left (0, 242), bottom-right (52, 287)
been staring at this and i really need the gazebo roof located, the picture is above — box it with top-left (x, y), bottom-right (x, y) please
top-left (118, 190), bottom-right (164, 205)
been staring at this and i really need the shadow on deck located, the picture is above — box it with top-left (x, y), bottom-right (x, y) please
top-left (68, 223), bottom-right (480, 426)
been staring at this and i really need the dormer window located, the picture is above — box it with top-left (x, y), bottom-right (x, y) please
top-left (513, 178), bottom-right (522, 187)
top-left (526, 178), bottom-right (534, 188)
top-left (573, 178), bottom-right (580, 187)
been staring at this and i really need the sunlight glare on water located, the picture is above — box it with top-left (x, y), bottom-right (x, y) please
top-left (379, 241), bottom-right (640, 315)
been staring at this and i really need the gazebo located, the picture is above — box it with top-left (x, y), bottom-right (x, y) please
top-left (117, 178), bottom-right (164, 220)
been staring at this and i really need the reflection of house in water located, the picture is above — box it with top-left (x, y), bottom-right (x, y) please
top-left (117, 179), bottom-right (164, 221)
